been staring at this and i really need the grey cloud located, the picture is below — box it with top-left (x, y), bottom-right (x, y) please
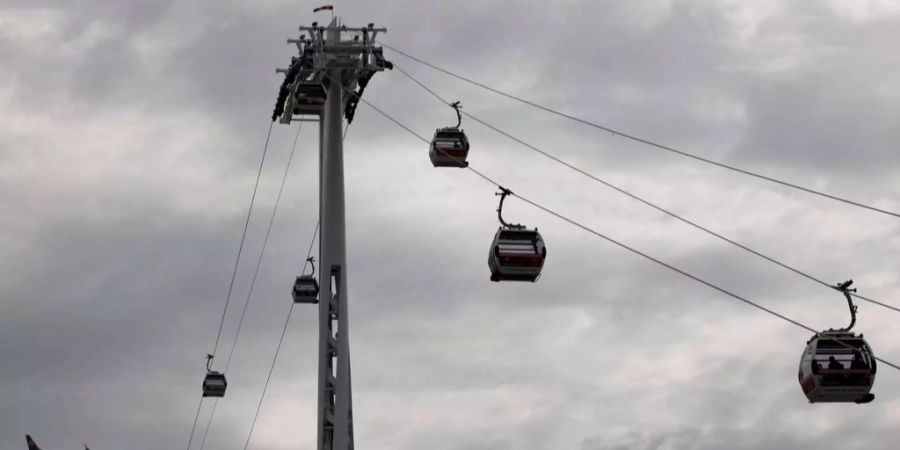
top-left (2, 1), bottom-right (899, 449)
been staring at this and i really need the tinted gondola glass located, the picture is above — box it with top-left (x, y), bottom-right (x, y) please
top-left (798, 331), bottom-right (875, 404)
top-left (292, 82), bottom-right (327, 116)
top-left (203, 371), bottom-right (228, 398)
top-left (429, 128), bottom-right (469, 168)
top-left (293, 275), bottom-right (320, 304)
top-left (488, 228), bottom-right (546, 282)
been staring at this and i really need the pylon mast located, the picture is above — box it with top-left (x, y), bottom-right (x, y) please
top-left (274, 16), bottom-right (391, 450)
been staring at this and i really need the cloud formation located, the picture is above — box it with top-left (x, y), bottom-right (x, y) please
top-left (2, 1), bottom-right (898, 449)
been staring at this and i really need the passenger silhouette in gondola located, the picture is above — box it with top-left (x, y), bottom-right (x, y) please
top-left (849, 352), bottom-right (869, 385)
top-left (850, 352), bottom-right (868, 369)
top-left (822, 356), bottom-right (844, 385)
top-left (827, 356), bottom-right (844, 370)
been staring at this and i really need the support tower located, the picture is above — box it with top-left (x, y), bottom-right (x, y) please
top-left (274, 17), bottom-right (391, 450)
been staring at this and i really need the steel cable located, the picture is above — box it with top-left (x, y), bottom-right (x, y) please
top-left (340, 84), bottom-right (900, 372)
top-left (381, 43), bottom-right (900, 220)
top-left (392, 64), bottom-right (899, 314)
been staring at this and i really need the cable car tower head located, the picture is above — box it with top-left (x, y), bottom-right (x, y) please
top-left (272, 20), bottom-right (391, 124)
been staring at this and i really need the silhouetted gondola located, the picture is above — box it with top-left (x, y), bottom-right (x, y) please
top-left (202, 354), bottom-right (227, 398)
top-left (430, 101), bottom-right (470, 168)
top-left (488, 188), bottom-right (546, 282)
top-left (293, 257), bottom-right (320, 304)
top-left (798, 280), bottom-right (876, 404)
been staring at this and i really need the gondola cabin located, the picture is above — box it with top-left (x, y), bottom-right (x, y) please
top-left (798, 331), bottom-right (875, 404)
top-left (488, 227), bottom-right (546, 282)
top-left (292, 82), bottom-right (327, 116)
top-left (292, 275), bottom-right (320, 304)
top-left (203, 371), bottom-right (227, 398)
top-left (429, 127), bottom-right (469, 168)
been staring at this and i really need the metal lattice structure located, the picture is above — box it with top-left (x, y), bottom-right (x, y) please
top-left (274, 17), bottom-right (390, 450)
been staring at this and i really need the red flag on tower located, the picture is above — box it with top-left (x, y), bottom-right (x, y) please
top-left (313, 5), bottom-right (334, 13)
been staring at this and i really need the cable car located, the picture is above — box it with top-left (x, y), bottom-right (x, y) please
top-left (489, 227), bottom-right (546, 282)
top-left (202, 354), bottom-right (227, 398)
top-left (203, 371), bottom-right (227, 398)
top-left (293, 257), bottom-right (320, 304)
top-left (429, 101), bottom-right (469, 168)
top-left (488, 188), bottom-right (547, 282)
top-left (430, 128), bottom-right (469, 168)
top-left (292, 81), bottom-right (327, 116)
top-left (798, 280), bottom-right (876, 404)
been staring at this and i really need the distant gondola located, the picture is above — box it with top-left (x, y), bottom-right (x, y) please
top-left (202, 354), bottom-right (227, 398)
top-left (429, 101), bottom-right (470, 168)
top-left (293, 257), bottom-right (320, 304)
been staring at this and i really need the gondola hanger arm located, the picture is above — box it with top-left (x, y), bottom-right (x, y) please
top-left (833, 279), bottom-right (858, 332)
top-left (307, 256), bottom-right (316, 277)
top-left (496, 187), bottom-right (524, 229)
top-left (450, 101), bottom-right (462, 128)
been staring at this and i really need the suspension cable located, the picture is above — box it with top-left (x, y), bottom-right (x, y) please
top-left (206, 122), bottom-right (350, 450)
top-left (322, 74), bottom-right (502, 188)
top-left (224, 121), bottom-right (304, 372)
top-left (392, 64), bottom-right (900, 314)
top-left (200, 122), bottom-right (305, 450)
top-left (338, 83), bottom-right (900, 372)
top-left (196, 399), bottom-right (218, 450)
top-left (239, 120), bottom-right (350, 449)
top-left (233, 113), bottom-right (350, 450)
top-left (381, 43), bottom-right (900, 221)
top-left (243, 221), bottom-right (320, 450)
top-left (189, 120), bottom-right (275, 450)
top-left (212, 121), bottom-right (275, 359)
top-left (185, 397), bottom-right (204, 450)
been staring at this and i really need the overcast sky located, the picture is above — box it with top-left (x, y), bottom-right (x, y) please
top-left (2, 1), bottom-right (899, 449)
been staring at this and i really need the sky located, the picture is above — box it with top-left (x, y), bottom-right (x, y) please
top-left (2, 1), bottom-right (900, 449)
